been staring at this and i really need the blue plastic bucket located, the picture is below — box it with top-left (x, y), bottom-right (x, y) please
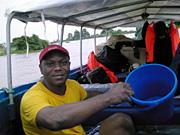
top-left (125, 64), bottom-right (177, 123)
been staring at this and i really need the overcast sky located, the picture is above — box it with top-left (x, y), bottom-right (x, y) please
top-left (0, 0), bottom-right (24, 43)
top-left (0, 0), bottom-right (136, 44)
top-left (0, 0), bottom-right (100, 44)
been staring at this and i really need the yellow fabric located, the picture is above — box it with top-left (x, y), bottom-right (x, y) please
top-left (20, 79), bottom-right (87, 135)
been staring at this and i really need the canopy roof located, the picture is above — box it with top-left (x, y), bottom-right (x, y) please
top-left (6, 0), bottom-right (180, 29)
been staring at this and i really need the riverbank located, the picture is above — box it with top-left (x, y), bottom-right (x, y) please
top-left (0, 37), bottom-right (107, 88)
top-left (0, 46), bottom-right (5, 56)
top-left (0, 34), bottom-right (135, 88)
top-left (0, 45), bottom-right (42, 56)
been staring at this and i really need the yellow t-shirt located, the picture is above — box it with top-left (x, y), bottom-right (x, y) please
top-left (20, 79), bottom-right (87, 135)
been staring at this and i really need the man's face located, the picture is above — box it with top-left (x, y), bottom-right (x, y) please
top-left (39, 51), bottom-right (70, 87)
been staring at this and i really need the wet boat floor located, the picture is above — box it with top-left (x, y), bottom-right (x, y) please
top-left (136, 125), bottom-right (180, 135)
top-left (86, 125), bottom-right (180, 135)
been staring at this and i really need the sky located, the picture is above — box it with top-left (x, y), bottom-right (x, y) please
top-left (0, 0), bottom-right (136, 44)
top-left (0, 0), bottom-right (25, 44)
top-left (0, 0), bottom-right (102, 44)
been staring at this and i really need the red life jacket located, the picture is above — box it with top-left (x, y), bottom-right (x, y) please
top-left (169, 20), bottom-right (180, 57)
top-left (145, 21), bottom-right (179, 63)
top-left (145, 22), bottom-right (155, 63)
top-left (87, 51), bottom-right (118, 83)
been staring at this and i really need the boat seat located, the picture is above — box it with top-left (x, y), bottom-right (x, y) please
top-left (0, 88), bottom-right (26, 135)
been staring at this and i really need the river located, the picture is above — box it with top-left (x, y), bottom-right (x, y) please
top-left (0, 37), bottom-right (108, 88)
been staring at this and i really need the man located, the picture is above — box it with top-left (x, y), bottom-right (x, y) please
top-left (20, 44), bottom-right (135, 135)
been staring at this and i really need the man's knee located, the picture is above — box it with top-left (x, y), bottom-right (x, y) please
top-left (103, 113), bottom-right (134, 128)
top-left (100, 113), bottom-right (135, 135)
top-left (112, 113), bottom-right (133, 125)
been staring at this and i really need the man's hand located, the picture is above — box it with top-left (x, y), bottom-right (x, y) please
top-left (104, 82), bottom-right (134, 105)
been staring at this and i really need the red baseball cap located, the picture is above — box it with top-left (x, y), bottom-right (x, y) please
top-left (39, 44), bottom-right (69, 61)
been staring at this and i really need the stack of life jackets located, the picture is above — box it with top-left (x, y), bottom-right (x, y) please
top-left (145, 20), bottom-right (180, 66)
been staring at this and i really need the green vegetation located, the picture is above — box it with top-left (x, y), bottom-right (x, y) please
top-left (100, 29), bottom-right (135, 37)
top-left (64, 28), bottom-right (135, 41)
top-left (12, 34), bottom-right (48, 52)
top-left (0, 45), bottom-right (5, 56)
top-left (0, 28), bottom-right (135, 56)
top-left (0, 34), bottom-right (49, 56)
top-left (66, 28), bottom-right (91, 41)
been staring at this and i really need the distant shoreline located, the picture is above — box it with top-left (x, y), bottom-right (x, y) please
top-left (0, 33), bottom-right (135, 56)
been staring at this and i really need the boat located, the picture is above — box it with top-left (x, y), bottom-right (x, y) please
top-left (1, 0), bottom-right (180, 134)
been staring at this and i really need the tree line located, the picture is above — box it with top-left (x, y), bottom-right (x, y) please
top-left (0, 34), bottom-right (48, 56)
top-left (12, 34), bottom-right (48, 52)
top-left (0, 28), bottom-right (135, 55)
top-left (65, 28), bottom-right (135, 41)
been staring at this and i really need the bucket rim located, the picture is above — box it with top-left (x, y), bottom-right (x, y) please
top-left (125, 63), bottom-right (178, 106)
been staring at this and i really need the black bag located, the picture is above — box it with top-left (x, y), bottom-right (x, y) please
top-left (96, 45), bottom-right (129, 73)
top-left (86, 67), bottom-right (111, 83)
top-left (77, 67), bottom-right (111, 84)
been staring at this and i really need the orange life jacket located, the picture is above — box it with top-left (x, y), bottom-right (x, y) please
top-left (169, 20), bottom-right (180, 57)
top-left (145, 21), bottom-right (179, 63)
top-left (87, 51), bottom-right (118, 83)
top-left (145, 22), bottom-right (155, 63)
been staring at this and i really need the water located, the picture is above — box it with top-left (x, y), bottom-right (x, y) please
top-left (0, 37), bottom-right (107, 88)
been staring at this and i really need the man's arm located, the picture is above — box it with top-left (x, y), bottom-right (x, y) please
top-left (82, 83), bottom-right (114, 98)
top-left (36, 83), bottom-right (133, 131)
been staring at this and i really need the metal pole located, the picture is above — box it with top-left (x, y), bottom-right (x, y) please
top-left (6, 12), bottom-right (15, 105)
top-left (80, 26), bottom-right (83, 73)
top-left (57, 24), bottom-right (60, 42)
top-left (24, 23), bottom-right (29, 57)
top-left (40, 11), bottom-right (47, 40)
top-left (60, 23), bottom-right (65, 45)
top-left (94, 28), bottom-right (97, 52)
top-left (106, 29), bottom-right (108, 41)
